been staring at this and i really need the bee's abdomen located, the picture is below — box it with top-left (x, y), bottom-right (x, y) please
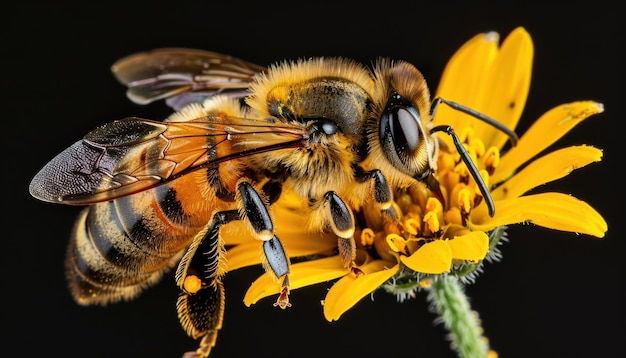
top-left (66, 184), bottom-right (211, 305)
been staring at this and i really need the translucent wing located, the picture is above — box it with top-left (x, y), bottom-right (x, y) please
top-left (111, 48), bottom-right (267, 110)
top-left (29, 116), bottom-right (306, 205)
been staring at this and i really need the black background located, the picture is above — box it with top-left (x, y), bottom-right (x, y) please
top-left (5, 2), bottom-right (621, 357)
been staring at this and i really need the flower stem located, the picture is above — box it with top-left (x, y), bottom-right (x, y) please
top-left (427, 275), bottom-right (489, 358)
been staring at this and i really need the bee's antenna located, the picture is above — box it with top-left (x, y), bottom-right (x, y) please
top-left (430, 97), bottom-right (519, 146)
top-left (429, 97), bottom-right (520, 217)
top-left (431, 125), bottom-right (495, 217)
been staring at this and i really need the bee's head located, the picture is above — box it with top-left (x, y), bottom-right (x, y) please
top-left (367, 60), bottom-right (439, 191)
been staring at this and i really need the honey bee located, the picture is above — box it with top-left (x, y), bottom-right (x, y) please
top-left (29, 48), bottom-right (518, 357)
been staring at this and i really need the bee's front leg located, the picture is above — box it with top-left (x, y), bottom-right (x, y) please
top-left (354, 166), bottom-right (396, 220)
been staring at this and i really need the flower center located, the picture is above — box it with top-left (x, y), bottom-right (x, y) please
top-left (354, 131), bottom-right (505, 300)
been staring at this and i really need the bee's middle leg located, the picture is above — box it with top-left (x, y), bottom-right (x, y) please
top-left (318, 191), bottom-right (358, 272)
top-left (318, 168), bottom-right (397, 273)
top-left (237, 180), bottom-right (291, 309)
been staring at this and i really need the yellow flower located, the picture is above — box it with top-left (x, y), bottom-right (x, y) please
top-left (223, 27), bottom-right (607, 324)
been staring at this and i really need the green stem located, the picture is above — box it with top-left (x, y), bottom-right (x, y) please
top-left (427, 275), bottom-right (489, 358)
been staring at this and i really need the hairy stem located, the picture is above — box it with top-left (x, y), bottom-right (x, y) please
top-left (427, 275), bottom-right (489, 358)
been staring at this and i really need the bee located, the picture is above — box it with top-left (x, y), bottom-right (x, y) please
top-left (29, 48), bottom-right (518, 358)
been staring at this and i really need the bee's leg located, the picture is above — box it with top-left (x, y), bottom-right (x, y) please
top-left (322, 191), bottom-right (361, 274)
top-left (263, 235), bottom-right (291, 309)
top-left (261, 171), bottom-right (288, 205)
top-left (176, 210), bottom-right (239, 358)
top-left (175, 185), bottom-right (292, 357)
top-left (178, 282), bottom-right (225, 358)
top-left (354, 167), bottom-right (397, 221)
top-left (237, 181), bottom-right (291, 309)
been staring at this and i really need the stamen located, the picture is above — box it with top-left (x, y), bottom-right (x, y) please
top-left (458, 188), bottom-right (473, 214)
top-left (483, 146), bottom-right (500, 175)
top-left (455, 158), bottom-right (470, 178)
top-left (360, 228), bottom-right (375, 247)
top-left (444, 207), bottom-right (463, 226)
top-left (386, 233), bottom-right (408, 255)
top-left (426, 197), bottom-right (443, 214)
top-left (437, 150), bottom-right (457, 171)
top-left (469, 137), bottom-right (485, 158)
top-left (404, 217), bottom-right (421, 235)
top-left (424, 211), bottom-right (440, 233)
top-left (460, 126), bottom-right (474, 143)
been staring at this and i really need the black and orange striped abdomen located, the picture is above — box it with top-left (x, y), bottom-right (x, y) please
top-left (66, 170), bottom-right (234, 305)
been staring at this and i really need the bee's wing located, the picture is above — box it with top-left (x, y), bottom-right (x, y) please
top-left (111, 48), bottom-right (267, 110)
top-left (29, 116), bottom-right (306, 205)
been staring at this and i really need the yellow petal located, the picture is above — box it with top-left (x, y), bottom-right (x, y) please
top-left (448, 231), bottom-right (489, 261)
top-left (434, 27), bottom-right (532, 150)
top-left (492, 145), bottom-right (603, 200)
top-left (323, 261), bottom-right (398, 321)
top-left (225, 243), bottom-right (264, 271)
top-left (470, 192), bottom-right (607, 238)
top-left (493, 101), bottom-right (604, 184)
top-left (474, 27), bottom-right (533, 149)
top-left (243, 256), bottom-right (347, 307)
top-left (220, 221), bottom-right (254, 245)
top-left (225, 229), bottom-right (337, 271)
top-left (434, 31), bottom-right (498, 148)
top-left (435, 31), bottom-right (498, 106)
top-left (400, 240), bottom-right (452, 274)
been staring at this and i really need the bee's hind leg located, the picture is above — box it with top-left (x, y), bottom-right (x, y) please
top-left (175, 179), bottom-right (293, 357)
top-left (176, 210), bottom-right (238, 358)
top-left (178, 282), bottom-right (225, 358)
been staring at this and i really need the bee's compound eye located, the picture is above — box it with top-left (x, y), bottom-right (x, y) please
top-left (380, 105), bottom-right (421, 160)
